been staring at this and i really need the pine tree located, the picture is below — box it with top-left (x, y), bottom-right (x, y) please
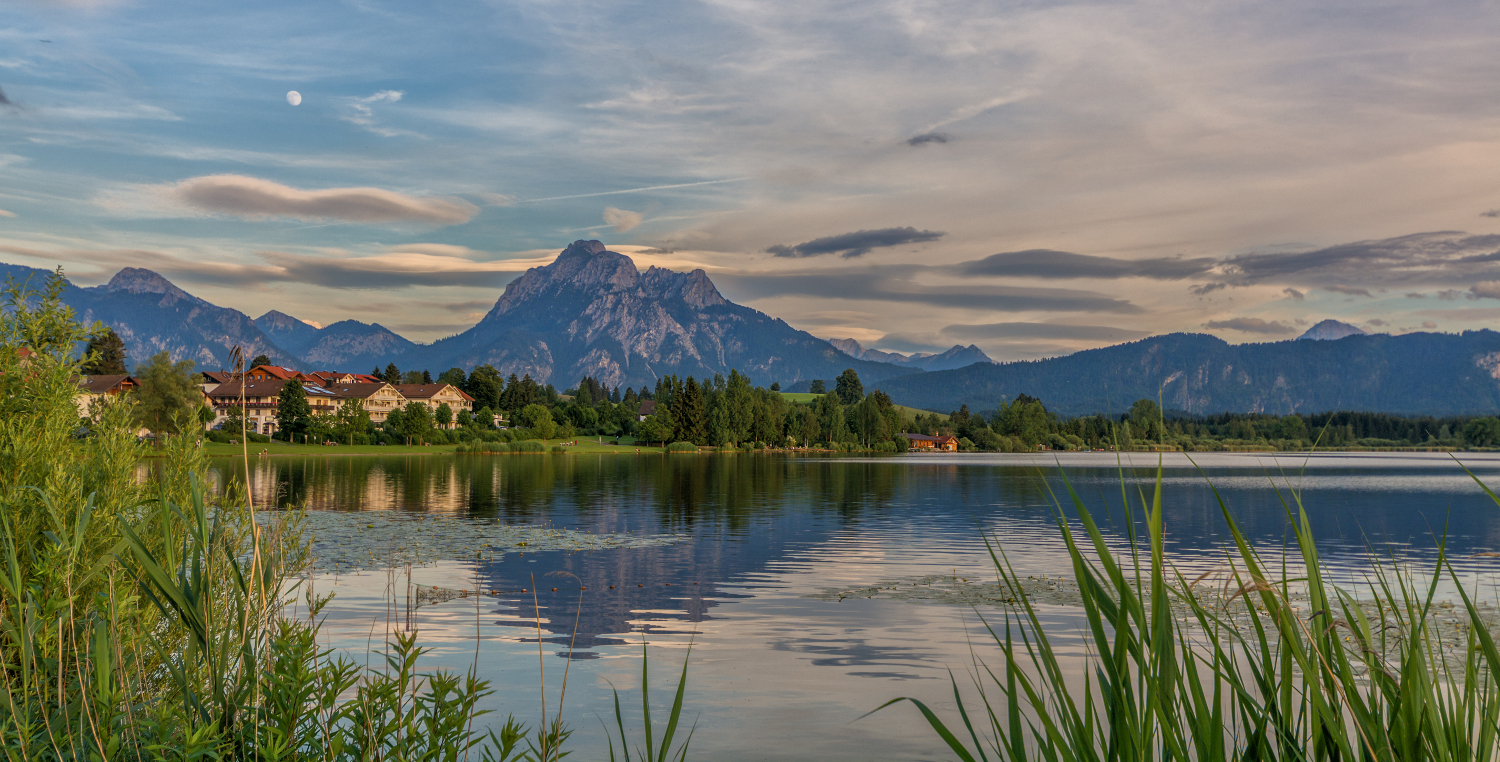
top-left (671, 377), bottom-right (708, 444)
top-left (421, 369), bottom-right (432, 384)
top-left (274, 378), bottom-right (313, 442)
top-left (383, 363), bottom-right (402, 384)
top-left (82, 328), bottom-right (127, 375)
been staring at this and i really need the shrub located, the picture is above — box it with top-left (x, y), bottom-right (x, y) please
top-left (550, 445), bottom-right (565, 453)
top-left (511, 440), bottom-right (545, 453)
top-left (666, 441), bottom-right (699, 453)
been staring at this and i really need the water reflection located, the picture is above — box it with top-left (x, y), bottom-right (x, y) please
top-left (196, 451), bottom-right (1500, 761)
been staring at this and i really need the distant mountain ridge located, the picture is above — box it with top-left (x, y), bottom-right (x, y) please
top-left (872, 331), bottom-right (1500, 417)
top-left (254, 311), bottom-right (414, 370)
top-left (0, 263), bottom-right (297, 371)
top-left (402, 240), bottom-right (914, 388)
top-left (827, 337), bottom-right (993, 371)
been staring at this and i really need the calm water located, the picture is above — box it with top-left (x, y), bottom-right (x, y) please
top-left (208, 451), bottom-right (1500, 761)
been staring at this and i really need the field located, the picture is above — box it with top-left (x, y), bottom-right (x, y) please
top-left (778, 391), bottom-right (947, 420)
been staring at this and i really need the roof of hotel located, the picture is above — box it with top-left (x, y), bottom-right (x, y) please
top-left (77, 375), bottom-right (135, 394)
top-left (206, 379), bottom-right (337, 399)
top-left (327, 382), bottom-right (396, 399)
top-left (394, 383), bottom-right (473, 401)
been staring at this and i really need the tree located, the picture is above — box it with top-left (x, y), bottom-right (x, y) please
top-left (422, 369), bottom-right (433, 383)
top-left (251, 354), bottom-right (271, 368)
top-left (222, 404), bottom-right (247, 436)
top-left (332, 397), bottom-right (372, 445)
top-left (809, 379), bottom-right (826, 394)
top-left (1128, 398), bottom-right (1164, 443)
top-left (82, 328), bottom-right (127, 375)
top-left (466, 365), bottom-right (503, 410)
top-left (383, 363), bottom-right (402, 384)
top-left (435, 402), bottom-right (453, 428)
top-left (275, 378), bottom-right (314, 441)
top-left (402, 370), bottom-right (425, 384)
top-left (399, 401), bottom-right (433, 444)
top-left (473, 406), bottom-right (495, 428)
top-left (671, 378), bottom-right (707, 444)
top-left (438, 367), bottom-right (467, 388)
top-left (515, 403), bottom-right (557, 440)
top-left (834, 369), bottom-right (864, 405)
top-left (723, 369), bottom-right (754, 446)
top-left (770, 382), bottom-right (781, 392)
top-left (133, 351), bottom-right (201, 435)
top-left (637, 415), bottom-right (673, 446)
top-left (1466, 417), bottom-right (1500, 447)
top-left (456, 408), bottom-right (472, 427)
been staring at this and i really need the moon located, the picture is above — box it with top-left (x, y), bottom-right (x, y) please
top-left (286, 91), bottom-right (302, 106)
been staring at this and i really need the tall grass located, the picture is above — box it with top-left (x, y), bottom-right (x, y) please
top-left (879, 457), bottom-right (1500, 760)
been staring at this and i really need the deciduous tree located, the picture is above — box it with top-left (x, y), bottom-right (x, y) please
top-left (133, 351), bottom-right (201, 435)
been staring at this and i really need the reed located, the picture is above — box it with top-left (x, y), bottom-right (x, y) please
top-left (877, 456), bottom-right (1500, 761)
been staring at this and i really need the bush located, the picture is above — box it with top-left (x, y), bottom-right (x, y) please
top-left (666, 441), bottom-right (699, 452)
top-left (511, 440), bottom-right (545, 453)
top-left (206, 429), bottom-right (233, 443)
top-left (550, 445), bottom-right (565, 453)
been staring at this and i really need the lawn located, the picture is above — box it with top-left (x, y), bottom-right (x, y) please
top-left (778, 391), bottom-right (947, 420)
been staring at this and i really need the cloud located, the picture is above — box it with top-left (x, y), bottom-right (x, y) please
top-left (718, 267), bottom-right (1140, 313)
top-left (1365, 318), bottom-right (1389, 327)
top-left (1222, 232), bottom-right (1500, 288)
top-left (959, 250), bottom-right (1217, 280)
top-left (941, 322), bottom-right (1151, 342)
top-left (906, 132), bottom-right (951, 146)
top-left (0, 209), bottom-right (14, 218)
top-left (343, 90), bottom-right (416, 137)
top-left (1322, 284), bottom-right (1373, 297)
top-left (0, 86), bottom-right (12, 107)
top-left (1190, 282), bottom-right (1227, 295)
top-left (1484, 210), bottom-right (1500, 218)
top-left (603, 206), bottom-right (643, 232)
top-left (1283, 287), bottom-right (1305, 300)
top-left (1422, 321), bottom-right (1438, 329)
top-left (1203, 317), bottom-right (1296, 335)
top-left (0, 241), bottom-right (545, 291)
top-left (1438, 289), bottom-right (1463, 300)
top-left (1404, 292), bottom-right (1425, 298)
top-left (767, 227), bottom-right (945, 259)
top-left (164, 175), bottom-right (477, 224)
top-left (1470, 281), bottom-right (1500, 299)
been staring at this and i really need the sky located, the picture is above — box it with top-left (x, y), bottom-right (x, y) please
top-left (5, 0), bottom-right (1500, 361)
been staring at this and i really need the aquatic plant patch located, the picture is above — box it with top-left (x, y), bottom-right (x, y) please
top-left (270, 510), bottom-right (686, 573)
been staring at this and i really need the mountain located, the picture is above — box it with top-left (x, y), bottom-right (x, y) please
top-left (0, 263), bottom-right (297, 371)
top-left (1299, 319), bottom-right (1368, 341)
top-left (872, 331), bottom-right (1500, 417)
top-left (828, 337), bottom-right (993, 371)
top-left (402, 240), bottom-right (913, 388)
top-left (255, 312), bottom-right (415, 370)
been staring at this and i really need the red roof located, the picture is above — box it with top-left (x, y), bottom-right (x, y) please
top-left (901, 433), bottom-right (958, 443)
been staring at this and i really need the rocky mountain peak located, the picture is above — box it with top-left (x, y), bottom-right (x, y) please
top-left (256, 309), bottom-right (308, 331)
top-left (105, 268), bottom-right (194, 301)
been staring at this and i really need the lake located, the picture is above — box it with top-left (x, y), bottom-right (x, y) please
top-left (207, 451), bottom-right (1500, 761)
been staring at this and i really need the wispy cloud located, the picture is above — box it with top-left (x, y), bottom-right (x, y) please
top-left (119, 175), bottom-right (478, 225)
top-left (961, 250), bottom-right (1217, 280)
top-left (342, 90), bottom-right (418, 137)
top-left (766, 227), bottom-right (945, 259)
top-left (1204, 317), bottom-right (1296, 335)
top-left (603, 206), bottom-right (642, 232)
